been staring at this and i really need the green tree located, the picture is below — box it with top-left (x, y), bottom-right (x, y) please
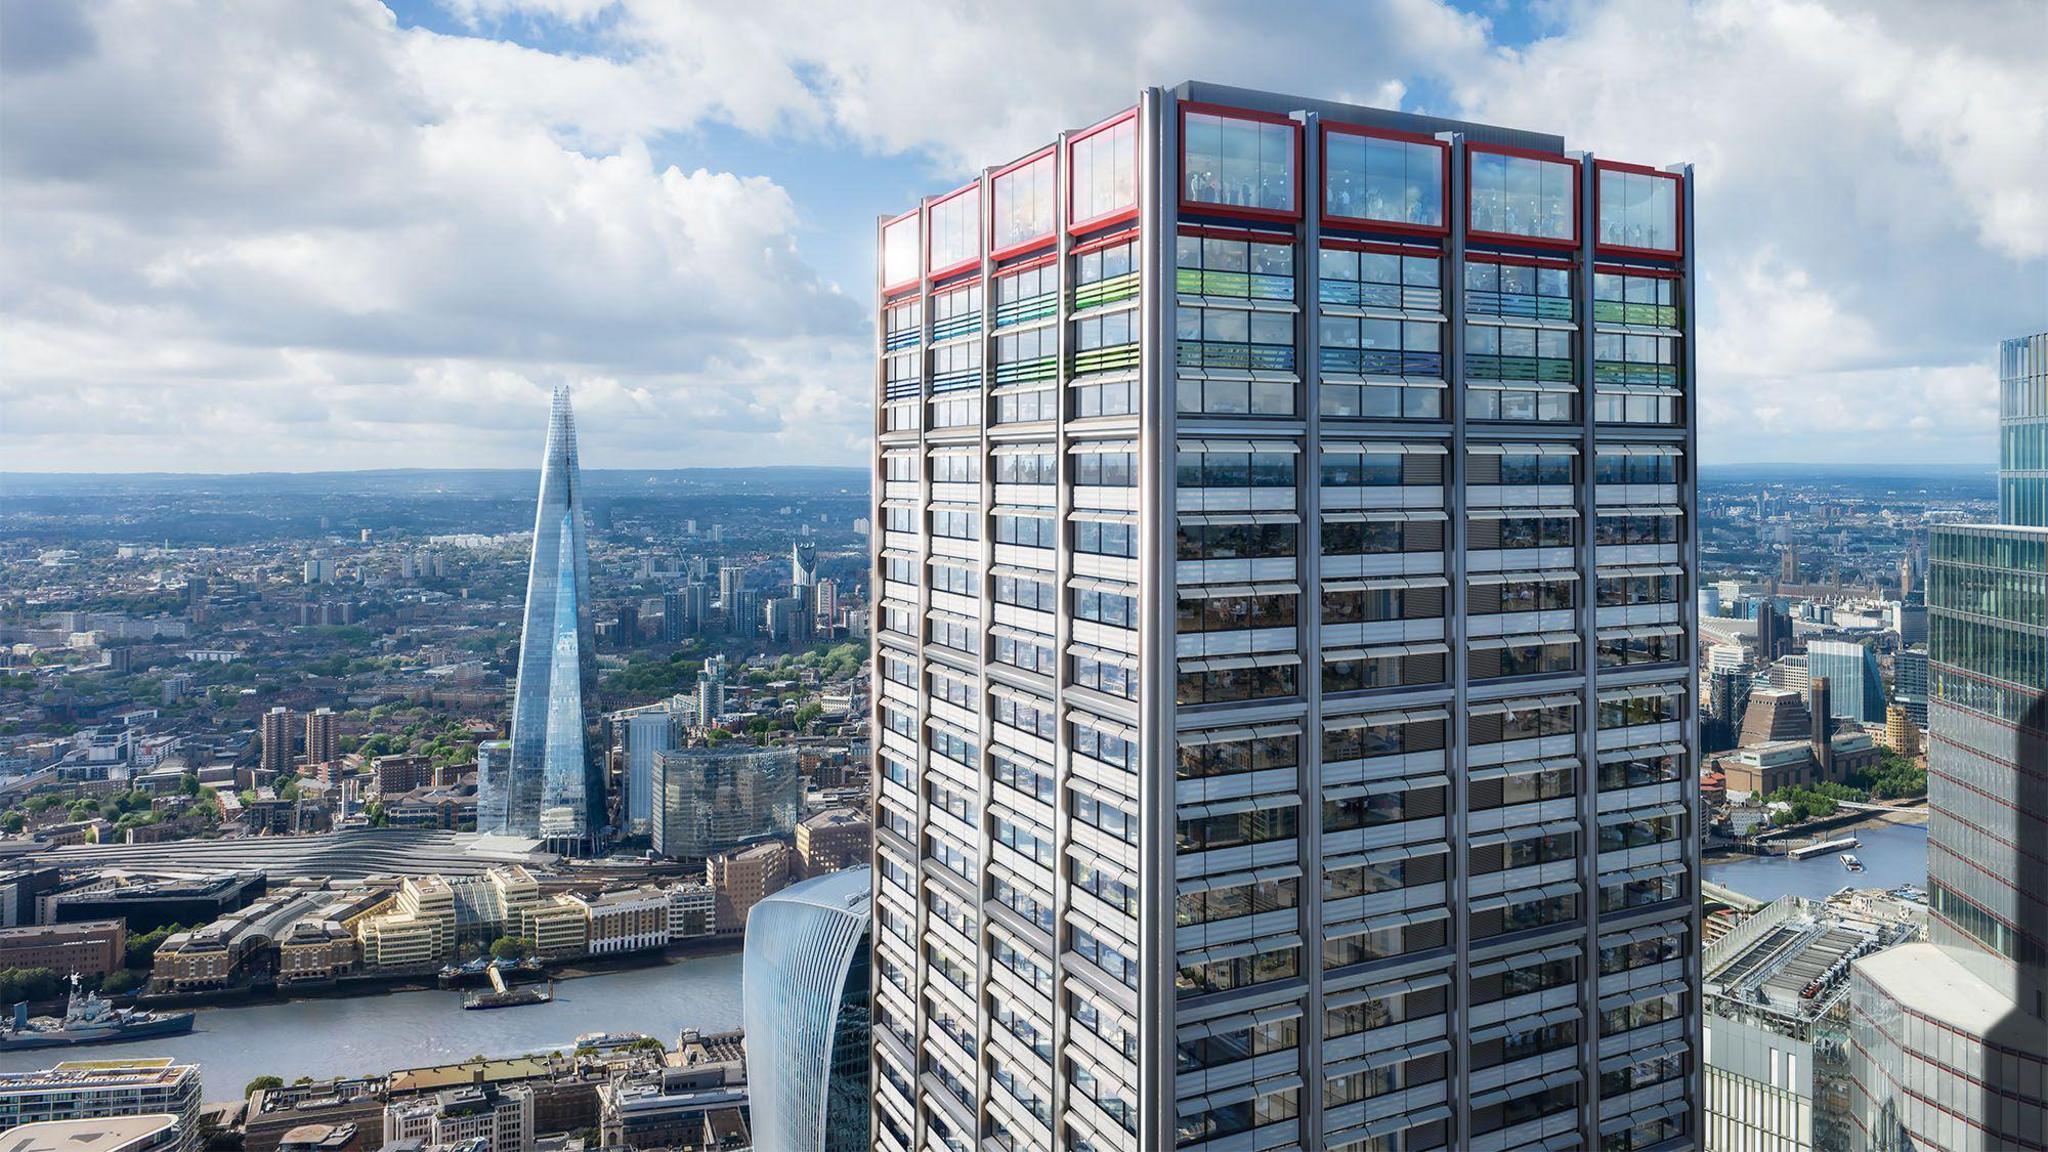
top-left (244, 1076), bottom-right (284, 1097)
top-left (180, 773), bottom-right (202, 797)
top-left (491, 936), bottom-right (533, 961)
top-left (100, 968), bottom-right (146, 995)
top-left (1, 813), bottom-right (22, 834)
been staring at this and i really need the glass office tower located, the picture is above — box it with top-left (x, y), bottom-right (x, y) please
top-left (1999, 331), bottom-right (2047, 527)
top-left (869, 82), bottom-right (1699, 1152)
top-left (1806, 639), bottom-right (1885, 725)
top-left (649, 743), bottom-right (801, 861)
top-left (745, 867), bottom-right (874, 1152)
top-left (507, 384), bottom-right (603, 853)
top-left (1848, 334), bottom-right (2048, 1152)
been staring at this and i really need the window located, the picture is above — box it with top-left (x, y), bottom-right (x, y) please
top-left (1176, 1017), bottom-right (1299, 1074)
top-left (1322, 914), bottom-right (1447, 969)
top-left (1466, 324), bottom-right (1572, 385)
top-left (928, 561), bottom-right (975, 597)
top-left (1180, 517), bottom-right (1297, 561)
top-left (1597, 165), bottom-right (1680, 254)
top-left (1325, 983), bottom-right (1446, 1038)
top-left (1598, 809), bottom-right (1683, 854)
top-left (1322, 648), bottom-right (1446, 693)
top-left (1072, 650), bottom-right (1136, 700)
top-left (1598, 750), bottom-right (1683, 792)
top-left (1183, 108), bottom-right (1297, 216)
top-left (1323, 715), bottom-right (1445, 764)
top-left (929, 339), bottom-right (982, 392)
top-left (1070, 112), bottom-right (1137, 228)
top-left (1071, 309), bottom-right (1137, 375)
top-left (1177, 233), bottom-right (1294, 301)
top-left (994, 512), bottom-right (1055, 548)
top-left (993, 692), bottom-right (1056, 741)
top-left (1319, 247), bottom-right (1440, 310)
top-left (882, 211), bottom-right (919, 289)
top-left (1179, 802), bottom-right (1300, 854)
top-left (1176, 874), bottom-right (1298, 926)
top-left (994, 325), bottom-right (1057, 385)
top-left (1324, 127), bottom-right (1445, 229)
top-left (1593, 270), bottom-right (1679, 328)
top-left (1177, 587), bottom-right (1297, 633)
top-left (1177, 731), bottom-right (1299, 780)
top-left (993, 448), bottom-right (1053, 484)
top-left (1470, 761), bottom-right (1575, 812)
top-left (1466, 258), bottom-right (1573, 319)
top-left (928, 282), bottom-right (982, 342)
top-left (1073, 237), bottom-right (1139, 311)
top-left (994, 386), bottom-right (1054, 425)
top-left (1321, 515), bottom-right (1442, 558)
top-left (930, 451), bottom-right (980, 483)
top-left (1597, 692), bottom-right (1678, 730)
top-left (1074, 583), bottom-right (1138, 629)
top-left (1072, 720), bottom-right (1139, 773)
top-left (883, 295), bottom-right (922, 350)
top-left (993, 262), bottom-right (1057, 328)
top-left (1074, 518), bottom-right (1137, 558)
top-left (1469, 512), bottom-right (1575, 551)
top-left (994, 628), bottom-right (1053, 676)
top-left (1471, 635), bottom-right (1578, 679)
top-left (1176, 942), bottom-right (1299, 997)
top-left (1320, 448), bottom-right (1442, 487)
top-left (1325, 848), bottom-right (1447, 897)
top-left (1320, 316), bottom-right (1443, 378)
top-left (1320, 583), bottom-right (1444, 624)
top-left (1072, 375), bottom-right (1138, 419)
top-left (1593, 510), bottom-right (1681, 545)
top-left (1177, 448), bottom-right (1297, 489)
top-left (1072, 450), bottom-right (1135, 487)
top-left (1174, 1084), bottom-right (1298, 1147)
top-left (1595, 450), bottom-right (1679, 485)
top-left (991, 149), bottom-right (1055, 255)
top-left (882, 348), bottom-right (920, 400)
top-left (1178, 656), bottom-right (1298, 705)
top-left (1468, 147), bottom-right (1577, 243)
top-left (1177, 305), bottom-right (1294, 371)
top-left (993, 571), bottom-right (1055, 612)
top-left (1071, 788), bottom-right (1137, 847)
top-left (927, 185), bottom-right (978, 275)
top-left (928, 394), bottom-right (976, 429)
top-left (931, 507), bottom-right (978, 541)
top-left (1596, 627), bottom-right (1681, 669)
top-left (1323, 780), bottom-right (1445, 833)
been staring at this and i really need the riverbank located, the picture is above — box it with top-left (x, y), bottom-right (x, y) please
top-left (0, 952), bottom-right (746, 1101)
top-left (135, 936), bottom-right (742, 1010)
top-left (1703, 818), bottom-right (1927, 906)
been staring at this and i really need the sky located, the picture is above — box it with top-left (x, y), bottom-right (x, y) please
top-left (1, 0), bottom-right (2043, 474)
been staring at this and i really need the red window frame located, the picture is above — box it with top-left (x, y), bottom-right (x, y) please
top-left (990, 145), bottom-right (1058, 261)
top-left (1465, 143), bottom-right (1582, 252)
top-left (925, 181), bottom-right (981, 282)
top-left (880, 208), bottom-right (921, 295)
top-left (1178, 101), bottom-right (1303, 224)
top-left (1468, 252), bottom-right (1574, 271)
top-left (1593, 160), bottom-right (1684, 260)
top-left (1319, 122), bottom-right (1450, 239)
top-left (1320, 237), bottom-right (1441, 257)
top-left (1067, 107), bottom-right (1140, 236)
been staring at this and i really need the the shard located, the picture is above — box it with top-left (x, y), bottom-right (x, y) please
top-left (505, 384), bottom-right (602, 853)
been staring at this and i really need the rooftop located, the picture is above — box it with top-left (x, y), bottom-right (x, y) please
top-left (0, 1116), bottom-right (181, 1152)
top-left (1851, 941), bottom-right (2012, 1036)
top-left (1705, 897), bottom-right (1902, 1030)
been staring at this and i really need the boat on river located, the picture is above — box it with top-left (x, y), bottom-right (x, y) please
top-left (1841, 854), bottom-right (1866, 872)
top-left (0, 975), bottom-right (195, 1051)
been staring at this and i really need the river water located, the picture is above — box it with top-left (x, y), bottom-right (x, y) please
top-left (0, 952), bottom-right (742, 1102)
top-left (1703, 819), bottom-right (1928, 904)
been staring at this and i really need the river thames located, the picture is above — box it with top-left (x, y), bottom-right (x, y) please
top-left (0, 952), bottom-right (741, 1100)
top-left (1703, 818), bottom-right (1928, 904)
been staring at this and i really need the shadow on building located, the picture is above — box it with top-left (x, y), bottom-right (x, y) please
top-left (1975, 685), bottom-right (2047, 1144)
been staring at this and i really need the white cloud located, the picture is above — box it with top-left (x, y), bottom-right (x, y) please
top-left (1, 0), bottom-right (2040, 471)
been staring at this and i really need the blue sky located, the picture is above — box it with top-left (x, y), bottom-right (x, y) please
top-left (2, 0), bottom-right (2042, 472)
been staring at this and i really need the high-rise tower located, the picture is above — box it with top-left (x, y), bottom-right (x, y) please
top-left (1848, 333), bottom-right (2047, 1150)
top-left (871, 83), bottom-right (1698, 1152)
top-left (507, 385), bottom-right (603, 853)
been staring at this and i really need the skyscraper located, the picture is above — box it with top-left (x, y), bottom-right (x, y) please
top-left (1805, 639), bottom-right (1884, 724)
top-left (1998, 331), bottom-right (2046, 527)
top-left (743, 866), bottom-right (872, 1152)
top-left (475, 738), bottom-right (510, 836)
top-left (304, 707), bottom-right (339, 768)
top-left (649, 743), bottom-right (800, 861)
top-left (1848, 334), bottom-right (2048, 1150)
top-left (871, 82), bottom-right (1698, 1152)
top-left (506, 385), bottom-right (602, 854)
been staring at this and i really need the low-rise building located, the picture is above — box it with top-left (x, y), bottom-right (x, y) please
top-left (576, 888), bottom-right (668, 956)
top-left (794, 807), bottom-right (870, 878)
top-left (667, 883), bottom-right (714, 940)
top-left (276, 919), bottom-right (358, 985)
top-left (0, 919), bottom-right (125, 978)
top-left (382, 1083), bottom-right (532, 1152)
top-left (0, 1059), bottom-right (203, 1152)
top-left (518, 896), bottom-right (588, 960)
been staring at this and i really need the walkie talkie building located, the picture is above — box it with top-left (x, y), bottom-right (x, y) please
top-left (869, 83), bottom-right (1699, 1152)
top-left (507, 384), bottom-right (603, 854)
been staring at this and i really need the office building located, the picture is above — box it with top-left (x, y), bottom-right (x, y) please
top-left (649, 743), bottom-right (800, 861)
top-left (383, 1083), bottom-right (533, 1152)
top-left (260, 706), bottom-right (294, 776)
top-left (2, 1117), bottom-right (183, 1152)
top-left (743, 867), bottom-right (872, 1152)
top-left (0, 919), bottom-right (126, 978)
top-left (619, 707), bottom-right (682, 833)
top-left (796, 807), bottom-right (872, 878)
top-left (870, 82), bottom-right (1698, 1152)
top-left (0, 1059), bottom-right (203, 1152)
top-left (1892, 648), bottom-right (1927, 729)
top-left (1999, 331), bottom-right (2046, 526)
top-left (1805, 640), bottom-right (1884, 725)
top-left (304, 707), bottom-right (339, 768)
top-left (506, 384), bottom-right (603, 854)
top-left (707, 840), bottom-right (789, 934)
top-left (475, 739), bottom-right (511, 836)
top-left (1848, 333), bottom-right (2048, 1151)
top-left (1704, 898), bottom-right (1909, 1152)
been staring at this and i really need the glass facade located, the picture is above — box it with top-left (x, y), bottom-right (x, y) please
top-left (744, 867), bottom-right (873, 1152)
top-left (506, 385), bottom-right (601, 852)
top-left (873, 83), bottom-right (1697, 1152)
top-left (1847, 333), bottom-right (2048, 1151)
top-left (649, 744), bottom-right (800, 860)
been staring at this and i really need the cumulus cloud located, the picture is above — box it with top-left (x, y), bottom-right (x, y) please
top-left (1, 0), bottom-right (2041, 471)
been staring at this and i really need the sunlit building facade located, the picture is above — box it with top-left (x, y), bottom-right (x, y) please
top-left (650, 743), bottom-right (801, 861)
top-left (869, 82), bottom-right (1699, 1152)
top-left (506, 384), bottom-right (603, 853)
top-left (745, 866), bottom-right (874, 1152)
top-left (1999, 331), bottom-right (2047, 528)
top-left (1848, 334), bottom-right (2048, 1151)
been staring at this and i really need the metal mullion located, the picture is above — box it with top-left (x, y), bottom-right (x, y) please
top-left (1044, 120), bottom-right (1077, 1152)
top-left (969, 160), bottom-right (1001, 1144)
top-left (1574, 148), bottom-right (1603, 1152)
top-left (1140, 84), bottom-right (1177, 1152)
top-left (1295, 106), bottom-right (1327, 1152)
top-left (1672, 159), bottom-right (1705, 1151)
top-left (1439, 127), bottom-right (1473, 1151)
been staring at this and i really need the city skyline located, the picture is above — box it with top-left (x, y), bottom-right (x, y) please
top-left (3, 0), bottom-right (2044, 474)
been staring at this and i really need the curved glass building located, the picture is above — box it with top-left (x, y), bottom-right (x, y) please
top-left (649, 743), bottom-right (800, 860)
top-left (742, 866), bottom-right (871, 1152)
top-left (507, 384), bottom-right (602, 853)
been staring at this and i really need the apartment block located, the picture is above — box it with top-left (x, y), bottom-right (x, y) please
top-left (869, 82), bottom-right (1699, 1152)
